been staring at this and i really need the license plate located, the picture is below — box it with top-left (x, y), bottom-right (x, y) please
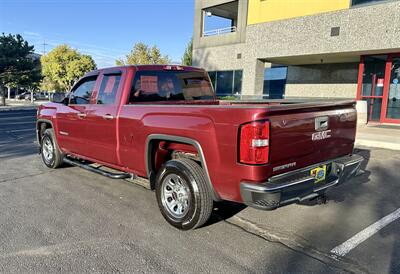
top-left (310, 165), bottom-right (327, 183)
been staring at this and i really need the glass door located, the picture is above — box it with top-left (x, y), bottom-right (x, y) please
top-left (358, 55), bottom-right (387, 122)
top-left (382, 56), bottom-right (400, 123)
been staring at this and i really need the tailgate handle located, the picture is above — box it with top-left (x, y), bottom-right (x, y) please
top-left (315, 116), bottom-right (329, 131)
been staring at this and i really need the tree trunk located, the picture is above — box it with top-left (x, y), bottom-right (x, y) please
top-left (0, 85), bottom-right (5, 106)
top-left (30, 91), bottom-right (34, 103)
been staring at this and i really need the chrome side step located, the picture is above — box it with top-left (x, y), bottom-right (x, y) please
top-left (63, 157), bottom-right (131, 179)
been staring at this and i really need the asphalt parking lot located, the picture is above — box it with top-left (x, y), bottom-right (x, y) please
top-left (0, 108), bottom-right (399, 273)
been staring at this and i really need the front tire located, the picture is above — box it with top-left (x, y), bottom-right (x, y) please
top-left (155, 158), bottom-right (213, 230)
top-left (41, 128), bottom-right (64, 169)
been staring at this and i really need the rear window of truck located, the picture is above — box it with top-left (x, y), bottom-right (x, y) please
top-left (127, 70), bottom-right (214, 103)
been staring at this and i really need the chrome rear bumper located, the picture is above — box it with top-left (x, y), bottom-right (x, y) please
top-left (240, 154), bottom-right (364, 210)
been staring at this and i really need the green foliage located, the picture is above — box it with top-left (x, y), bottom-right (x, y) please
top-left (181, 38), bottom-right (193, 66)
top-left (116, 42), bottom-right (171, 65)
top-left (41, 44), bottom-right (96, 92)
top-left (0, 33), bottom-right (41, 89)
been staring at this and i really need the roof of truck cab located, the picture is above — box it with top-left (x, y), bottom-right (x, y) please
top-left (85, 65), bottom-right (205, 75)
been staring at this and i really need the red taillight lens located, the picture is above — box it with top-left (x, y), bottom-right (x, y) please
top-left (239, 121), bottom-right (270, 165)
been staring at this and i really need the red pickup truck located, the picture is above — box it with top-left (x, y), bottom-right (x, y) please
top-left (37, 65), bottom-right (363, 230)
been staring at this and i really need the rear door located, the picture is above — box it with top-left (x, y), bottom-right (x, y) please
top-left (267, 102), bottom-right (357, 172)
top-left (85, 69), bottom-right (124, 165)
top-left (56, 75), bottom-right (98, 155)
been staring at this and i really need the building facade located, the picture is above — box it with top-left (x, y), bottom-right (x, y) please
top-left (192, 0), bottom-right (400, 124)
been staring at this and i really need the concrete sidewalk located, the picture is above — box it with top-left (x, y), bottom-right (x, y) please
top-left (0, 99), bottom-right (44, 111)
top-left (0, 105), bottom-right (37, 112)
top-left (355, 124), bottom-right (400, 151)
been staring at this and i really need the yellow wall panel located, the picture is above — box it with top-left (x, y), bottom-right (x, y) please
top-left (248, 0), bottom-right (351, 25)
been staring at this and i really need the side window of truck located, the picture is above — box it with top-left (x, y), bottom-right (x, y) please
top-left (70, 76), bottom-right (98, 105)
top-left (128, 71), bottom-right (184, 103)
top-left (96, 74), bottom-right (121, 105)
top-left (127, 70), bottom-right (214, 104)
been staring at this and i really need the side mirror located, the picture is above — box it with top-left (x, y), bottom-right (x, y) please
top-left (52, 93), bottom-right (68, 105)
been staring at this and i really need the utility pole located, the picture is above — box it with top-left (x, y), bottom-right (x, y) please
top-left (42, 40), bottom-right (48, 55)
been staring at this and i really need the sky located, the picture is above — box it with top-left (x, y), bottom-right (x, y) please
top-left (0, 0), bottom-right (195, 68)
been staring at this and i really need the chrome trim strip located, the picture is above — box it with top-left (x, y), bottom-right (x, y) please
top-left (242, 176), bottom-right (315, 192)
top-left (243, 154), bottom-right (363, 192)
top-left (269, 154), bottom-right (362, 183)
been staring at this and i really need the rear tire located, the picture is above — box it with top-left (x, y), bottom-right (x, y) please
top-left (41, 128), bottom-right (64, 169)
top-left (155, 158), bottom-right (213, 230)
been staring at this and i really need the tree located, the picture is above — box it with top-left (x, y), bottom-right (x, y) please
top-left (0, 33), bottom-right (41, 105)
top-left (41, 45), bottom-right (96, 92)
top-left (181, 38), bottom-right (193, 66)
top-left (116, 42), bottom-right (171, 65)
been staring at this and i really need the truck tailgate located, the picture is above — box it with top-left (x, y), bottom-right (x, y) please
top-left (266, 102), bottom-right (357, 171)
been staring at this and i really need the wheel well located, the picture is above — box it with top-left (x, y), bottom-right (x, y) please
top-left (147, 140), bottom-right (200, 189)
top-left (37, 121), bottom-right (52, 144)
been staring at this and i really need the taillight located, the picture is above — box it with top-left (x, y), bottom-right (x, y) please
top-left (239, 121), bottom-right (270, 165)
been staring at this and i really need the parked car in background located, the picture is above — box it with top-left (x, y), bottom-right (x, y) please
top-left (36, 65), bottom-right (363, 230)
top-left (23, 91), bottom-right (49, 101)
top-left (15, 92), bottom-right (28, 100)
top-left (34, 92), bottom-right (49, 101)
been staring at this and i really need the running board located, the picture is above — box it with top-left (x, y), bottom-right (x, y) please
top-left (63, 158), bottom-right (131, 179)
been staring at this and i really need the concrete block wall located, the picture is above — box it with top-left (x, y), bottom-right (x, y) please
top-left (193, 1), bottom-right (400, 99)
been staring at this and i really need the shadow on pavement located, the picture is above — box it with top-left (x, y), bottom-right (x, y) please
top-left (205, 201), bottom-right (247, 227)
top-left (0, 141), bottom-right (38, 160)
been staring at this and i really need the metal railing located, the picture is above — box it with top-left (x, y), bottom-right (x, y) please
top-left (203, 26), bottom-right (237, 37)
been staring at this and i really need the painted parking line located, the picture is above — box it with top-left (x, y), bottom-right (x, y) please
top-left (331, 208), bottom-right (400, 257)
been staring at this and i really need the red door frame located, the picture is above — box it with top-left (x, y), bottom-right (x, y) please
top-left (357, 53), bottom-right (400, 124)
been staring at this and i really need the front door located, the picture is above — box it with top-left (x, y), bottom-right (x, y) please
top-left (382, 56), bottom-right (400, 123)
top-left (56, 75), bottom-right (98, 155)
top-left (358, 54), bottom-right (400, 124)
top-left (85, 70), bottom-right (124, 165)
top-left (358, 55), bottom-right (387, 122)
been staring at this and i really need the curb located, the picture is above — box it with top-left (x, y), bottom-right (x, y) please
top-left (0, 105), bottom-right (37, 112)
top-left (355, 139), bottom-right (400, 151)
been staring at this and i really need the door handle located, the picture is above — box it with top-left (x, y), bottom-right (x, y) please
top-left (102, 114), bottom-right (114, 120)
top-left (77, 113), bottom-right (86, 118)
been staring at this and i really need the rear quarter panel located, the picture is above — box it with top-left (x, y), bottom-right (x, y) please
top-left (118, 105), bottom-right (266, 201)
top-left (118, 102), bottom-right (357, 202)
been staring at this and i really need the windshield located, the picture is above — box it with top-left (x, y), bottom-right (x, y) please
top-left (128, 70), bottom-right (214, 103)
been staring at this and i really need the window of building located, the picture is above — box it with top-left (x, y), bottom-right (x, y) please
top-left (97, 74), bottom-right (121, 105)
top-left (351, 0), bottom-right (386, 6)
top-left (70, 76), bottom-right (97, 105)
top-left (202, 1), bottom-right (238, 37)
top-left (207, 70), bottom-right (242, 97)
top-left (263, 66), bottom-right (287, 99)
top-left (208, 71), bottom-right (216, 88)
top-left (233, 70), bottom-right (242, 94)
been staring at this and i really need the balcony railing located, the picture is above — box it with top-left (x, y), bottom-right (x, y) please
top-left (203, 26), bottom-right (237, 37)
